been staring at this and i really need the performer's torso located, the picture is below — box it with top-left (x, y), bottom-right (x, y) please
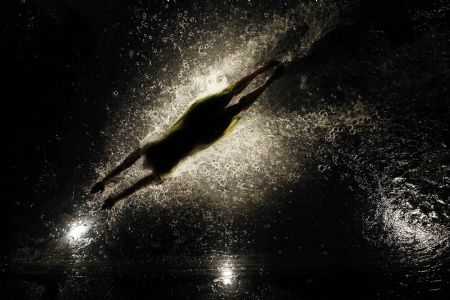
top-left (144, 92), bottom-right (240, 174)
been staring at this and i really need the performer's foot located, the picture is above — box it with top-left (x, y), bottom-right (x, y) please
top-left (265, 59), bottom-right (282, 69)
top-left (101, 197), bottom-right (116, 210)
top-left (90, 181), bottom-right (105, 194)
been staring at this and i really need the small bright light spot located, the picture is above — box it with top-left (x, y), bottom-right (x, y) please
top-left (62, 218), bottom-right (95, 250)
top-left (218, 262), bottom-right (234, 286)
top-left (67, 221), bottom-right (90, 242)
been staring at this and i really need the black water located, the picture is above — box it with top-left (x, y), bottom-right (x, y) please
top-left (2, 0), bottom-right (449, 299)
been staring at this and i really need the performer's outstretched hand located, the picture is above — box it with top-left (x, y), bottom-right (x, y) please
top-left (271, 64), bottom-right (285, 80)
top-left (260, 59), bottom-right (281, 71)
top-left (265, 59), bottom-right (282, 68)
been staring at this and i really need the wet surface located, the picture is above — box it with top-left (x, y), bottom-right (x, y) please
top-left (3, 0), bottom-right (450, 298)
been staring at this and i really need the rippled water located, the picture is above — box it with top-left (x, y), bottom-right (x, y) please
top-left (5, 0), bottom-right (449, 298)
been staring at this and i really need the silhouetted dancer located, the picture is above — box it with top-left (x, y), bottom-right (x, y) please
top-left (91, 60), bottom-right (284, 209)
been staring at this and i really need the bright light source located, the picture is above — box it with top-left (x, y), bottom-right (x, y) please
top-left (67, 222), bottom-right (90, 242)
top-left (219, 263), bottom-right (234, 285)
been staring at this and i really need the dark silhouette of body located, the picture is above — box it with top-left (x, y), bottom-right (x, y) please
top-left (91, 60), bottom-right (284, 209)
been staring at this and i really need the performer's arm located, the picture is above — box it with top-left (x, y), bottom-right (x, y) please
top-left (228, 64), bottom-right (284, 113)
top-left (224, 59), bottom-right (281, 96)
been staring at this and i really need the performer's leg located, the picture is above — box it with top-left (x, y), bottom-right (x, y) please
top-left (91, 148), bottom-right (142, 194)
top-left (101, 173), bottom-right (161, 209)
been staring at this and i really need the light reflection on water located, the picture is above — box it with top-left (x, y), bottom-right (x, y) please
top-left (215, 260), bottom-right (235, 286)
top-left (64, 218), bottom-right (94, 249)
top-left (67, 222), bottom-right (89, 242)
